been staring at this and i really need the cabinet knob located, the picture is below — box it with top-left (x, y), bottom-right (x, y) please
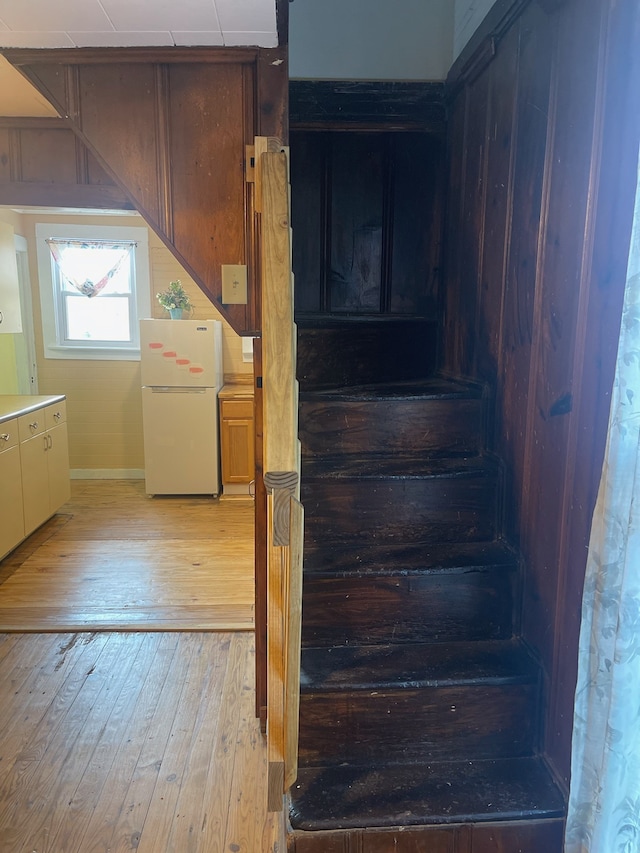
top-left (30, 421), bottom-right (39, 431)
top-left (0, 433), bottom-right (9, 442)
top-left (53, 411), bottom-right (62, 421)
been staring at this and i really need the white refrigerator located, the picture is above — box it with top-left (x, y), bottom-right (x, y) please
top-left (140, 318), bottom-right (223, 496)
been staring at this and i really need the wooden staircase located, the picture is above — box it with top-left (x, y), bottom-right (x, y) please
top-left (287, 317), bottom-right (565, 852)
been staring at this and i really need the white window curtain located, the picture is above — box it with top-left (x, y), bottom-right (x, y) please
top-left (565, 143), bottom-right (640, 852)
top-left (46, 239), bottom-right (134, 298)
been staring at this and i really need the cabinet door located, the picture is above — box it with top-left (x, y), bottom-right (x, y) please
top-left (0, 423), bottom-right (24, 559)
top-left (20, 432), bottom-right (50, 535)
top-left (221, 418), bottom-right (255, 483)
top-left (47, 422), bottom-right (71, 512)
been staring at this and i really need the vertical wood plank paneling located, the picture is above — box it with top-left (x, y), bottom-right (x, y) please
top-left (498, 2), bottom-right (553, 539)
top-left (4, 48), bottom-right (286, 336)
top-left (458, 71), bottom-right (491, 377)
top-left (444, 88), bottom-right (468, 374)
top-left (167, 62), bottom-right (253, 332)
top-left (291, 129), bottom-right (445, 318)
top-left (390, 133), bottom-right (445, 315)
top-left (520, 0), bottom-right (604, 667)
top-left (290, 132), bottom-right (325, 313)
top-left (330, 133), bottom-right (385, 313)
top-left (475, 23), bottom-right (519, 390)
top-left (18, 128), bottom-right (77, 183)
top-left (546, 0), bottom-right (640, 785)
top-left (446, 0), bottom-right (640, 786)
top-left (77, 63), bottom-right (160, 221)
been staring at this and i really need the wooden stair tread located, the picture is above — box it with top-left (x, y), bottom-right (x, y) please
top-left (296, 315), bottom-right (439, 327)
top-left (302, 453), bottom-right (497, 480)
top-left (302, 539), bottom-right (517, 576)
top-left (289, 756), bottom-right (565, 831)
top-left (300, 639), bottom-right (538, 692)
top-left (299, 377), bottom-right (482, 402)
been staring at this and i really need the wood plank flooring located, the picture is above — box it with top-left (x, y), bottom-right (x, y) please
top-left (0, 631), bottom-right (284, 852)
top-left (0, 480), bottom-right (255, 631)
top-left (0, 480), bottom-right (284, 851)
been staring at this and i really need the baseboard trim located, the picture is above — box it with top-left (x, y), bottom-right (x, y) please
top-left (70, 469), bottom-right (145, 480)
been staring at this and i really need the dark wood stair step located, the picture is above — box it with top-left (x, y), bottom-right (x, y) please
top-left (289, 756), bottom-right (565, 831)
top-left (299, 378), bottom-right (484, 459)
top-left (298, 673), bottom-right (539, 766)
top-left (297, 316), bottom-right (438, 390)
top-left (302, 539), bottom-right (517, 576)
top-left (299, 376), bottom-right (482, 401)
top-left (300, 638), bottom-right (538, 691)
top-left (302, 456), bottom-right (501, 546)
top-left (301, 566), bottom-right (516, 646)
top-left (302, 452), bottom-right (497, 480)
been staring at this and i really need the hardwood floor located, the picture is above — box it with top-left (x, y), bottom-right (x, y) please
top-left (0, 480), bottom-right (255, 631)
top-left (0, 632), bottom-right (283, 852)
top-left (0, 481), bottom-right (283, 851)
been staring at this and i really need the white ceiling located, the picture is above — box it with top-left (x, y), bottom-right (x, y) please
top-left (0, 0), bottom-right (278, 49)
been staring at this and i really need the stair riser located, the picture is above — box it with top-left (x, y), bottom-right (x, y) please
top-left (301, 572), bottom-right (515, 646)
top-left (287, 820), bottom-right (565, 853)
top-left (299, 398), bottom-right (483, 458)
top-left (297, 321), bottom-right (437, 390)
top-left (302, 476), bottom-right (499, 544)
top-left (298, 683), bottom-right (538, 766)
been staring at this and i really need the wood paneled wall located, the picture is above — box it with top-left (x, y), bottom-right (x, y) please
top-left (2, 47), bottom-right (288, 336)
top-left (291, 130), bottom-right (444, 316)
top-left (0, 118), bottom-right (132, 209)
top-left (445, 0), bottom-right (640, 785)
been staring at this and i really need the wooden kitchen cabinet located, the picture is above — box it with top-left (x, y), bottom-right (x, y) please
top-left (0, 419), bottom-right (25, 559)
top-left (219, 384), bottom-right (255, 497)
top-left (18, 400), bottom-right (70, 537)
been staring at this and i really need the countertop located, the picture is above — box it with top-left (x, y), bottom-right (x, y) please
top-left (219, 383), bottom-right (254, 400)
top-left (0, 395), bottom-right (66, 425)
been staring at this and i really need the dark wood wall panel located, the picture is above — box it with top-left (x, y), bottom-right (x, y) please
top-left (391, 134), bottom-right (444, 314)
top-left (498, 4), bottom-right (554, 538)
top-left (445, 0), bottom-right (640, 786)
top-left (290, 132), bottom-right (325, 314)
top-left (474, 23), bottom-right (519, 389)
top-left (19, 127), bottom-right (78, 183)
top-left (78, 63), bottom-right (162, 223)
top-left (0, 118), bottom-right (131, 208)
top-left (291, 130), bottom-right (444, 318)
top-left (168, 62), bottom-right (253, 297)
top-left (330, 134), bottom-right (385, 312)
top-left (3, 47), bottom-right (289, 335)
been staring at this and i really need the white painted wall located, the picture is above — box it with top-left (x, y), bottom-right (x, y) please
top-left (289, 0), bottom-right (454, 81)
top-left (453, 0), bottom-right (497, 59)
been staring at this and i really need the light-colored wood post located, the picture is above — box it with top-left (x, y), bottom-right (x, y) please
top-left (256, 137), bottom-right (304, 812)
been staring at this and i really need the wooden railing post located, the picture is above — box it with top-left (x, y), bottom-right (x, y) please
top-left (255, 137), bottom-right (303, 812)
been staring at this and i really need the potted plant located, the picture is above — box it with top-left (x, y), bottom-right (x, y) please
top-left (156, 280), bottom-right (193, 319)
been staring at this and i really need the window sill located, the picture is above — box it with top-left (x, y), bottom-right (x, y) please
top-left (43, 345), bottom-right (141, 362)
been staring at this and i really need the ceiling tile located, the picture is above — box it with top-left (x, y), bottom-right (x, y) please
top-left (215, 0), bottom-right (276, 33)
top-left (0, 31), bottom-right (75, 48)
top-left (172, 31), bottom-right (225, 47)
top-left (223, 31), bottom-right (278, 48)
top-left (101, 0), bottom-right (220, 33)
top-left (69, 30), bottom-right (175, 47)
top-left (0, 0), bottom-right (112, 32)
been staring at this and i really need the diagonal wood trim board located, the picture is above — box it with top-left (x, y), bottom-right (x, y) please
top-left (0, 480), bottom-right (255, 633)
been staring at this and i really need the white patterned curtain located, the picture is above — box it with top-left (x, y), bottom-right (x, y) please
top-left (565, 145), bottom-right (640, 852)
top-left (47, 239), bottom-right (134, 298)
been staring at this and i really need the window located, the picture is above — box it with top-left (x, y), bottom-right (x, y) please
top-left (36, 223), bottom-right (150, 360)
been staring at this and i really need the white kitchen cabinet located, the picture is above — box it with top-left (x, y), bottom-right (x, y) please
top-left (18, 400), bottom-right (70, 537)
top-left (0, 419), bottom-right (25, 559)
top-left (0, 221), bottom-right (22, 334)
